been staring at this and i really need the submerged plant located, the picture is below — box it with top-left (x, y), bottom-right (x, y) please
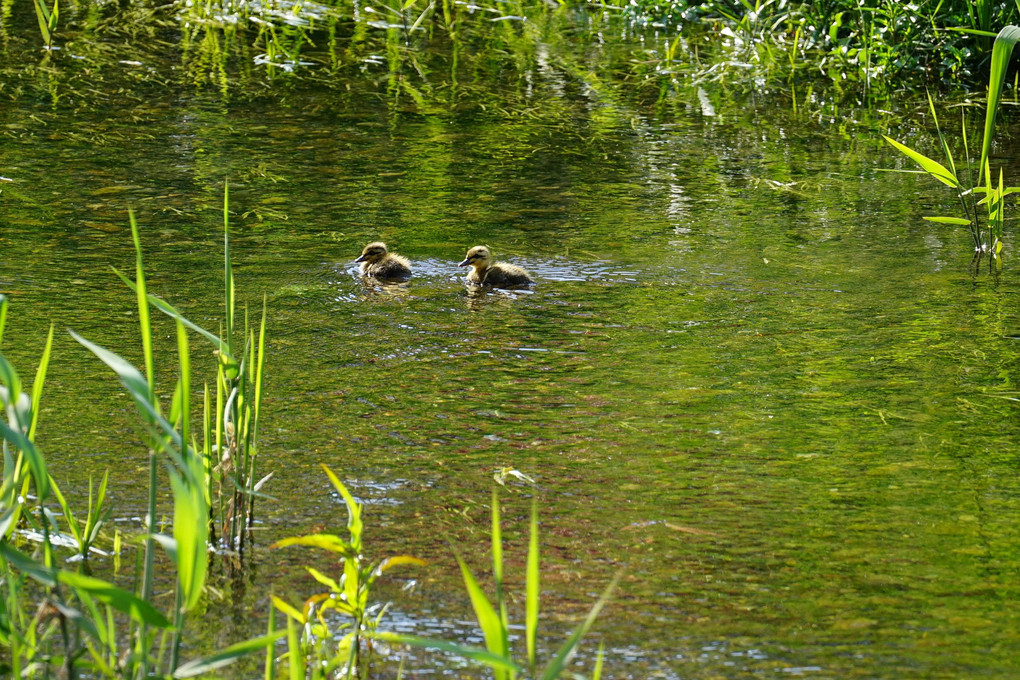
top-left (884, 26), bottom-right (1020, 269)
top-left (379, 490), bottom-right (618, 679)
top-left (50, 471), bottom-right (111, 560)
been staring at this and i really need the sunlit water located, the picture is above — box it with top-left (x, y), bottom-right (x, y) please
top-left (2, 4), bottom-right (1020, 677)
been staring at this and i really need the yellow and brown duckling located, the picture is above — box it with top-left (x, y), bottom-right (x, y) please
top-left (458, 245), bottom-right (534, 287)
top-left (354, 242), bottom-right (412, 280)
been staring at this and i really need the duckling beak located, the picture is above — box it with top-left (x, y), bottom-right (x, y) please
top-left (457, 257), bottom-right (471, 267)
top-left (354, 254), bottom-right (368, 263)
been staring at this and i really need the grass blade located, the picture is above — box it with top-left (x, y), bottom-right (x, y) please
top-left (525, 499), bottom-right (539, 671)
top-left (0, 294), bottom-right (7, 346)
top-left (538, 572), bottom-right (620, 680)
top-left (980, 26), bottom-right (1020, 184)
top-left (489, 490), bottom-right (510, 665)
top-left (28, 324), bottom-right (53, 441)
top-left (32, 0), bottom-right (52, 45)
top-left (271, 534), bottom-right (356, 556)
top-left (321, 464), bottom-right (362, 553)
top-left (0, 542), bottom-right (57, 587)
top-left (173, 631), bottom-right (285, 678)
top-left (883, 136), bottom-right (959, 187)
top-left (127, 211), bottom-right (155, 403)
top-left (455, 552), bottom-right (507, 666)
top-left (51, 568), bottom-right (169, 628)
top-left (372, 632), bottom-right (521, 673)
top-left (224, 182), bottom-right (234, 354)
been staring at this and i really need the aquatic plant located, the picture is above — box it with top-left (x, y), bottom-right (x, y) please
top-left (31, 0), bottom-right (58, 49)
top-left (0, 186), bottom-right (279, 678)
top-left (883, 26), bottom-right (1020, 269)
top-left (378, 490), bottom-right (618, 679)
top-left (0, 316), bottom-right (175, 678)
top-left (109, 187), bottom-right (270, 554)
top-left (270, 464), bottom-right (426, 679)
top-left (50, 471), bottom-right (111, 560)
top-left (627, 0), bottom-right (1019, 89)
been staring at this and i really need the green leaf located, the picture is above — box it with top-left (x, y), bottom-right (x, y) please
top-left (883, 136), bottom-right (959, 188)
top-left (0, 357), bottom-right (49, 501)
top-left (922, 216), bottom-right (972, 225)
top-left (271, 595), bottom-right (306, 623)
top-left (539, 573), bottom-right (620, 680)
top-left (32, 0), bottom-right (51, 44)
top-left (489, 490), bottom-right (510, 664)
top-left (224, 182), bottom-right (235, 356)
top-left (526, 500), bottom-right (539, 671)
top-left (271, 534), bottom-right (356, 556)
top-left (592, 642), bottom-right (606, 680)
top-left (59, 570), bottom-right (171, 628)
top-left (0, 352), bottom-right (23, 412)
top-left (28, 324), bottom-right (53, 441)
top-left (0, 542), bottom-right (57, 587)
top-left (321, 464), bottom-right (362, 551)
top-left (173, 631), bottom-right (285, 678)
top-left (377, 555), bottom-right (427, 573)
top-left (980, 26), bottom-right (1020, 184)
top-left (0, 294), bottom-right (8, 346)
top-left (171, 461), bottom-right (208, 612)
top-left (126, 211), bottom-right (156, 403)
top-left (455, 553), bottom-right (506, 660)
top-left (305, 566), bottom-right (340, 592)
top-left (371, 631), bottom-right (521, 673)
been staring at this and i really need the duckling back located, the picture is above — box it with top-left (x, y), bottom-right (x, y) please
top-left (363, 254), bottom-right (412, 280)
top-left (477, 262), bottom-right (533, 287)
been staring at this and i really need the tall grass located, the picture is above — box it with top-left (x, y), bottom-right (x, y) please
top-left (884, 26), bottom-right (1020, 269)
top-left (378, 490), bottom-right (618, 679)
top-left (270, 464), bottom-right (426, 679)
top-left (0, 187), bottom-right (278, 678)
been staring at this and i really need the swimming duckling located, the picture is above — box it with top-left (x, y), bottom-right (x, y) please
top-left (355, 242), bottom-right (412, 280)
top-left (458, 245), bottom-right (534, 287)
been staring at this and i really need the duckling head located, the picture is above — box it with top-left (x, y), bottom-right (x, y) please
top-left (458, 245), bottom-right (492, 270)
top-left (355, 242), bottom-right (389, 265)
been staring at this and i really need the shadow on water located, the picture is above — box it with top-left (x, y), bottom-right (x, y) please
top-left (3, 0), bottom-right (1020, 677)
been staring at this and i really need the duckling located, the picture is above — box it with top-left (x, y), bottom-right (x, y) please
top-left (458, 245), bottom-right (534, 287)
top-left (355, 242), bottom-right (412, 280)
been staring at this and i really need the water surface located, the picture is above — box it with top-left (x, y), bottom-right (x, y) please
top-left (2, 4), bottom-right (1020, 677)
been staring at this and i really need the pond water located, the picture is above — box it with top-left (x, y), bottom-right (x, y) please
top-left (3, 2), bottom-right (1020, 677)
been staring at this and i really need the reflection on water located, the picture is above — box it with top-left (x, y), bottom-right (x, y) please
top-left (2, 3), bottom-right (1020, 678)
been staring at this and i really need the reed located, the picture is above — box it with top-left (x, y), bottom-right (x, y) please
top-left (0, 332), bottom-right (175, 679)
top-left (31, 0), bottom-right (57, 48)
top-left (377, 490), bottom-right (618, 679)
top-left (884, 26), bottom-right (1020, 269)
top-left (270, 464), bottom-right (425, 679)
top-left (0, 185), bottom-right (278, 678)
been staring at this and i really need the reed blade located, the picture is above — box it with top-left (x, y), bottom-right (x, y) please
top-left (980, 25), bottom-right (1020, 184)
top-left (28, 324), bottom-right (53, 441)
top-left (538, 572), bottom-right (620, 680)
top-left (525, 499), bottom-right (539, 671)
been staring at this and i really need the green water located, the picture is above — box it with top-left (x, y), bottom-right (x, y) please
top-left (3, 2), bottom-right (1020, 677)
